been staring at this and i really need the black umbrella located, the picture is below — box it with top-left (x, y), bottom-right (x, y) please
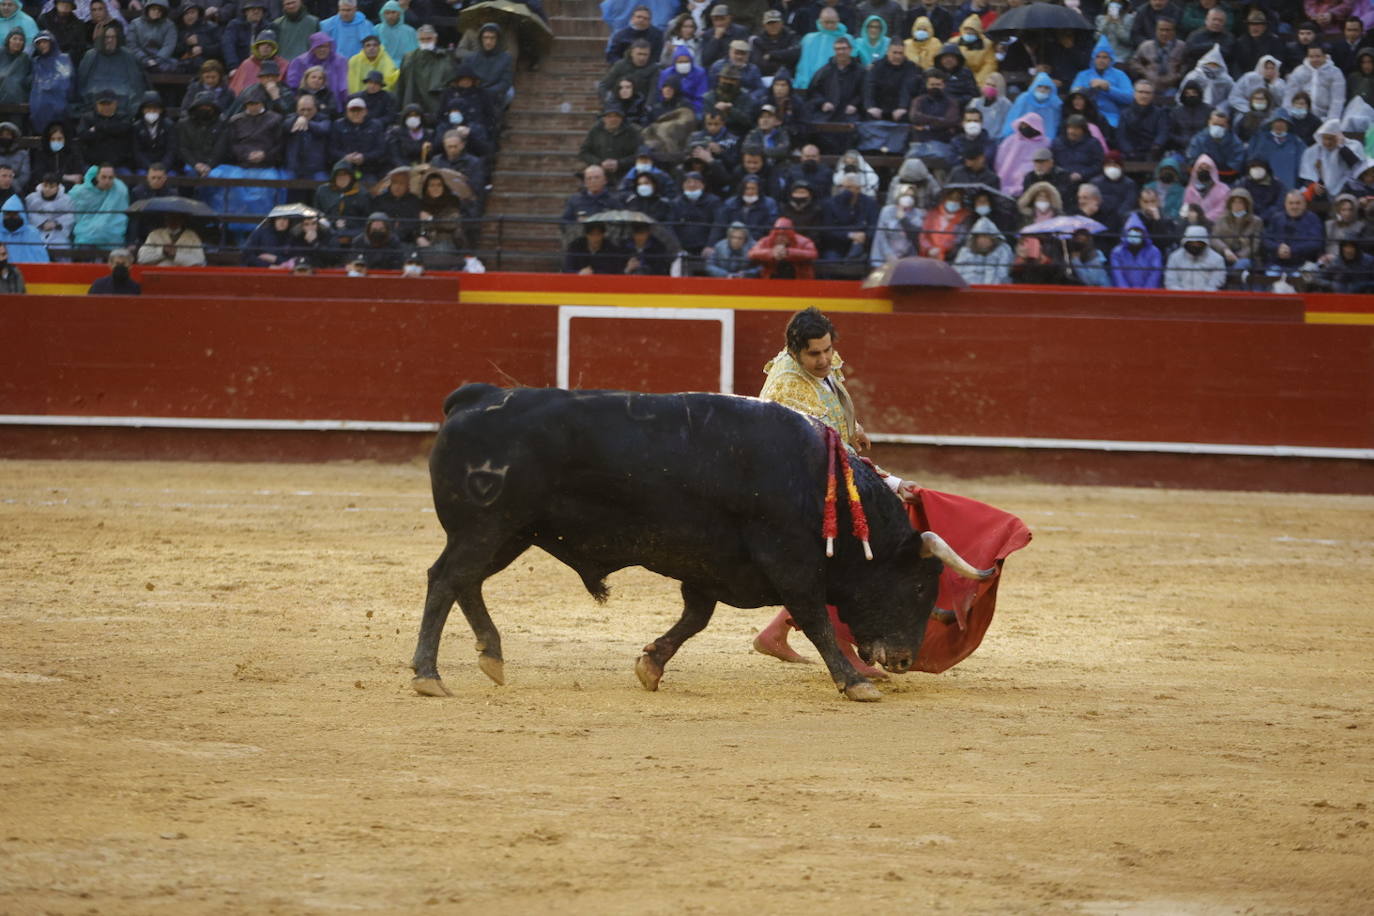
top-left (942, 182), bottom-right (1015, 204)
top-left (985, 4), bottom-right (1093, 36)
top-left (863, 256), bottom-right (968, 290)
top-left (127, 195), bottom-right (217, 218)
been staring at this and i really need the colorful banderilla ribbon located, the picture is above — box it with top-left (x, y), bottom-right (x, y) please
top-left (822, 425), bottom-right (872, 560)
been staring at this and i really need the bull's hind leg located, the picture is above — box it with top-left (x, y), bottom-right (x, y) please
top-left (786, 601), bottom-right (882, 702)
top-left (411, 536), bottom-right (528, 697)
top-left (636, 583), bottom-right (716, 691)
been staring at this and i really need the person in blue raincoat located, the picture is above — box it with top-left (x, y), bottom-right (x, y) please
top-left (1001, 71), bottom-right (1061, 140)
top-left (658, 45), bottom-right (707, 113)
top-left (27, 31), bottom-right (72, 133)
top-left (68, 163), bottom-right (129, 251)
top-left (1108, 211), bottom-right (1163, 288)
top-left (0, 195), bottom-right (50, 261)
top-left (794, 7), bottom-right (848, 89)
top-left (853, 14), bottom-right (889, 67)
top-left (1070, 34), bottom-right (1133, 129)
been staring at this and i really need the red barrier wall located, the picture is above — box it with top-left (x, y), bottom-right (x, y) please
top-left (3, 269), bottom-right (1371, 492)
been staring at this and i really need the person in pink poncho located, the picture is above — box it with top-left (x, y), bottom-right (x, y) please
top-left (1183, 154), bottom-right (1230, 222)
top-left (752, 307), bottom-right (1031, 679)
top-left (994, 111), bottom-right (1050, 197)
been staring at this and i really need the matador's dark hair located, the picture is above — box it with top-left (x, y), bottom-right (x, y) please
top-left (785, 307), bottom-right (836, 356)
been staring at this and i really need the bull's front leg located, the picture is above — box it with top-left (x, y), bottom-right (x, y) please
top-left (786, 602), bottom-right (883, 702)
top-left (636, 583), bottom-right (716, 691)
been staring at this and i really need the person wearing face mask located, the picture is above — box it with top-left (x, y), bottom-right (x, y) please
top-left (1017, 178), bottom-right (1062, 224)
top-left (385, 103), bottom-right (430, 169)
top-left (1001, 72), bottom-right (1061, 141)
top-left (616, 144), bottom-right (677, 198)
top-left (1233, 88), bottom-right (1276, 144)
top-left (28, 123), bottom-right (82, 192)
top-left (1283, 44), bottom-right (1345, 124)
top-left (712, 173), bottom-right (777, 245)
top-left (133, 91), bottom-right (175, 173)
top-left (396, 24), bottom-right (449, 118)
top-left (1165, 79), bottom-right (1209, 151)
top-left (1208, 187), bottom-right (1262, 281)
top-left (1163, 223), bottom-right (1225, 290)
top-left (1227, 54), bottom-right (1286, 119)
top-left (955, 15), bottom-right (995, 84)
top-left (1184, 108), bottom-right (1244, 176)
top-left (87, 247), bottom-right (140, 295)
top-left (659, 45), bottom-right (708, 112)
top-left (670, 170), bottom-right (721, 267)
top-left (1234, 158), bottom-right (1284, 220)
top-left (972, 73), bottom-right (1010, 140)
top-left (1320, 193), bottom-right (1365, 264)
top-left (23, 173), bottom-right (72, 256)
top-left (0, 195), bottom-right (49, 262)
top-left (918, 187), bottom-right (969, 261)
top-left (436, 63), bottom-right (496, 158)
top-left (1089, 150), bottom-right (1138, 219)
top-left (777, 144), bottom-right (835, 203)
top-left (951, 215), bottom-right (1012, 283)
top-left (902, 15), bottom-right (942, 72)
top-left (1178, 42), bottom-right (1232, 109)
top-left (1108, 212), bottom-right (1163, 288)
top-left (622, 170), bottom-right (673, 222)
top-left (949, 110), bottom-right (992, 165)
top-left (349, 210), bottom-right (406, 269)
top-left (868, 181), bottom-right (921, 264)
top-left (1019, 147), bottom-right (1072, 210)
top-left (1182, 153), bottom-right (1229, 221)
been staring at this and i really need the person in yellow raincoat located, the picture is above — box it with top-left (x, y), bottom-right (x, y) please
top-left (903, 15), bottom-right (944, 71)
top-left (347, 33), bottom-right (397, 93)
top-left (956, 13), bottom-right (998, 84)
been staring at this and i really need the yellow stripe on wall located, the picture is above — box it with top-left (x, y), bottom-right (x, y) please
top-left (1306, 311), bottom-right (1374, 325)
top-left (29, 283), bottom-right (91, 295)
top-left (458, 290), bottom-right (893, 313)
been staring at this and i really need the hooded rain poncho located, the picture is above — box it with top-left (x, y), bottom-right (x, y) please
top-left (67, 164), bottom-right (129, 248)
top-left (1068, 34), bottom-right (1132, 128)
top-left (853, 14), bottom-right (889, 67)
top-left (374, 0), bottom-right (417, 64)
top-left (994, 111), bottom-right (1049, 196)
top-left (795, 18), bottom-right (849, 89)
top-left (1001, 71), bottom-right (1061, 140)
top-left (1108, 211), bottom-right (1163, 288)
top-left (0, 195), bottom-right (49, 262)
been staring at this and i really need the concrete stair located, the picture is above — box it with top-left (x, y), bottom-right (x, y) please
top-left (479, 0), bottom-right (611, 266)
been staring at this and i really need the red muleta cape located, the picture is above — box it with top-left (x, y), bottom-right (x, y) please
top-left (829, 488), bottom-right (1032, 673)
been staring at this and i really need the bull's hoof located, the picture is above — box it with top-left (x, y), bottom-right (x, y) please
top-left (635, 653), bottom-right (663, 691)
top-left (412, 676), bottom-right (453, 697)
top-left (842, 681), bottom-right (883, 702)
top-left (477, 655), bottom-right (505, 686)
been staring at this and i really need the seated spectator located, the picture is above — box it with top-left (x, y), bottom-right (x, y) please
top-left (175, 1), bottom-right (222, 74)
top-left (669, 170), bottom-right (719, 265)
top-left (562, 164), bottom-right (617, 224)
top-left (733, 146), bottom-right (773, 198)
top-left (931, 41), bottom-right (975, 108)
top-left (563, 220), bottom-right (627, 273)
top-left (662, 45), bottom-right (708, 112)
top-left (373, 0), bottom-right (415, 68)
top-left (287, 208), bottom-right (338, 263)
top-left (624, 170), bottom-right (673, 222)
top-left (76, 91), bottom-right (134, 172)
top-left (1116, 80), bottom-right (1168, 161)
top-left (618, 144), bottom-right (677, 198)
top-left (468, 23), bottom-right (514, 109)
top-left (126, 0), bottom-right (177, 73)
top-left (905, 68), bottom-right (959, 164)
top-left (949, 108), bottom-right (993, 168)
top-left (1096, 0), bottom-right (1135, 63)
top-left (1209, 186), bottom-right (1262, 278)
top-left (903, 15), bottom-right (941, 72)
top-left (804, 33), bottom-right (862, 130)
top-left (387, 104), bottom-right (429, 168)
top-left (705, 220), bottom-right (760, 277)
top-left (1052, 114), bottom-right (1104, 192)
top-left (1282, 45), bottom-right (1345, 123)
top-left (413, 169), bottom-right (472, 269)
top-left (861, 41), bottom-right (915, 125)
top-left (296, 64), bottom-right (339, 118)
top-left (242, 211), bottom-right (296, 267)
top-left (30, 123), bottom-right (85, 190)
top-left (232, 59), bottom-right (296, 118)
top-left (606, 5), bottom-right (663, 64)
top-left (0, 29), bottom-right (32, 109)
top-left (137, 211), bottom-right (206, 266)
top-left (1127, 16), bottom-right (1185, 98)
top-left (658, 13), bottom-right (698, 69)
top-left (1246, 112), bottom-right (1300, 193)
top-left (1339, 161), bottom-right (1374, 201)
top-left (222, 0), bottom-right (270, 74)
top-left (713, 173), bottom-right (776, 242)
top-left (69, 164), bottom-right (129, 254)
top-left (178, 91), bottom-right (228, 178)
top-left (1132, 186), bottom-right (1179, 251)
top-left (134, 92), bottom-right (176, 172)
top-left (1284, 91), bottom-right (1321, 147)
top-left (370, 165), bottom-right (422, 240)
top-left (1231, 9), bottom-right (1284, 78)
top-left (818, 172), bottom-right (877, 268)
top-left (0, 240), bottom-right (23, 291)
top-left (749, 216), bottom-right (816, 278)
top-left (428, 128), bottom-right (486, 193)
top-left (0, 195), bottom-right (48, 262)
top-left (1185, 108), bottom-right (1244, 176)
top-left (1233, 87), bottom-right (1277, 145)
top-left (87, 247), bottom-right (140, 294)
top-left (1228, 54), bottom-right (1285, 118)
top-left (288, 32), bottom-right (348, 98)
top-left (25, 173), bottom-right (72, 256)
top-left (919, 185), bottom-right (968, 260)
top-left (868, 184), bottom-right (923, 265)
top-left (1003, 71), bottom-right (1061, 140)
top-left (1010, 232), bottom-right (1071, 284)
top-left (603, 38), bottom-right (659, 100)
top-left (1066, 227), bottom-right (1111, 286)
top-left (348, 36), bottom-right (396, 95)
top-left (395, 25), bottom-right (449, 118)
top-left (1074, 184), bottom-right (1120, 249)
top-left (1164, 224), bottom-right (1225, 289)
top-left (1321, 239), bottom-right (1374, 293)
top-left (28, 32), bottom-right (71, 136)
top-left (350, 210), bottom-right (405, 269)
top-left (1166, 80), bottom-right (1210, 151)
top-left (700, 5), bottom-right (750, 72)
top-left (995, 112), bottom-right (1050, 198)
top-left (285, 92), bottom-right (332, 179)
top-left (37, 0), bottom-right (84, 66)
top-left (228, 85), bottom-right (285, 168)
top-left (126, 163), bottom-right (179, 241)
top-left (580, 107), bottom-right (640, 182)
top-left (710, 38), bottom-right (763, 93)
top-left (1350, 49), bottom-right (1374, 108)
top-left (321, 0), bottom-right (372, 61)
top-left (1323, 194), bottom-right (1365, 262)
top-left (187, 59), bottom-right (235, 113)
top-left (604, 77), bottom-right (648, 125)
top-left (624, 222), bottom-right (671, 274)
top-left (752, 9), bottom-right (799, 79)
top-left (1183, 154), bottom-right (1228, 221)
top-left (946, 144), bottom-right (998, 189)
top-left (1109, 213), bottom-right (1164, 287)
top-left (952, 216), bottom-right (1011, 284)
top-left (1070, 36), bottom-right (1132, 129)
top-left (330, 95), bottom-right (387, 180)
top-left (1182, 6), bottom-right (1235, 72)
top-left (1180, 43), bottom-right (1232, 110)
top-left (229, 28), bottom-right (287, 95)
top-left (1020, 148), bottom-right (1073, 208)
top-left (1300, 121), bottom-right (1365, 200)
top-left (1019, 179), bottom-right (1063, 224)
top-left (686, 109), bottom-right (738, 174)
top-left (314, 159), bottom-right (370, 242)
top-left (435, 64), bottom-right (496, 157)
top-left (1258, 188), bottom-right (1324, 270)
top-left (702, 65), bottom-right (756, 136)
top-left (1093, 151), bottom-right (1138, 219)
top-left (744, 104), bottom-right (792, 166)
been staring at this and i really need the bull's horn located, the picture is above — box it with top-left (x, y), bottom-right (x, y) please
top-left (920, 531), bottom-right (997, 580)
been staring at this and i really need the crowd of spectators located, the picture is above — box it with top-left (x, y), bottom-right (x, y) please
top-left (0, 0), bottom-right (537, 268)
top-left (561, 0), bottom-right (1374, 291)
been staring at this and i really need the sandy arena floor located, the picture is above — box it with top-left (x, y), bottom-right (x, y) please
top-left (1, 458), bottom-right (1371, 915)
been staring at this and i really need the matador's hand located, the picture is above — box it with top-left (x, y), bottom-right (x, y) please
top-left (854, 422), bottom-right (871, 452)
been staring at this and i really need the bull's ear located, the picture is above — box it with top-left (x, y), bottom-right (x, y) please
top-left (919, 531), bottom-right (997, 580)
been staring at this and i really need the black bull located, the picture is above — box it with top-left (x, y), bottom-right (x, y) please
top-left (410, 384), bottom-right (994, 702)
